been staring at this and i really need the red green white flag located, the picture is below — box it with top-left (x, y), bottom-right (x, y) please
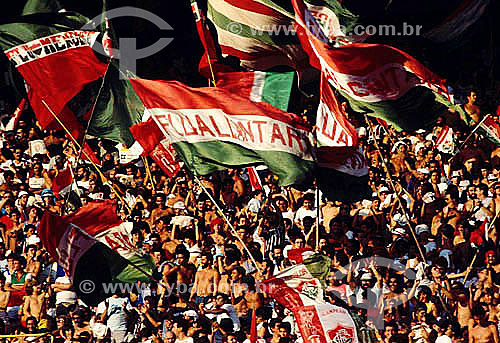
top-left (292, 0), bottom-right (459, 131)
top-left (294, 303), bottom-right (359, 343)
top-left (39, 200), bottom-right (155, 306)
top-left (128, 77), bottom-right (315, 186)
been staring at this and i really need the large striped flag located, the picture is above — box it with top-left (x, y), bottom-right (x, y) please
top-left (128, 77), bottom-right (315, 186)
top-left (261, 253), bottom-right (330, 308)
top-left (39, 200), bottom-right (156, 306)
top-left (291, 0), bottom-right (460, 132)
top-left (206, 0), bottom-right (309, 71)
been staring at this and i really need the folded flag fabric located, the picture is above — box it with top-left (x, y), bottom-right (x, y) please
top-left (478, 114), bottom-right (500, 147)
top-left (434, 125), bottom-right (456, 154)
top-left (261, 253), bottom-right (330, 308)
top-left (51, 167), bottom-right (74, 197)
top-left (190, 0), bottom-right (234, 79)
top-left (216, 71), bottom-right (295, 111)
top-left (315, 73), bottom-right (358, 165)
top-left (128, 77), bottom-right (315, 187)
top-left (39, 200), bottom-right (156, 306)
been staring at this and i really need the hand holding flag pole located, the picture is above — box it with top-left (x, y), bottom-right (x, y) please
top-left (41, 99), bottom-right (131, 213)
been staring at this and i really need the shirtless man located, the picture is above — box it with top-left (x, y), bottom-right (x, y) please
top-left (21, 280), bottom-right (46, 322)
top-left (190, 251), bottom-right (220, 305)
top-left (0, 275), bottom-right (10, 326)
top-left (163, 249), bottom-right (196, 290)
top-left (469, 305), bottom-right (499, 343)
top-left (464, 91), bottom-right (481, 124)
top-left (453, 289), bottom-right (472, 329)
top-left (150, 194), bottom-right (170, 228)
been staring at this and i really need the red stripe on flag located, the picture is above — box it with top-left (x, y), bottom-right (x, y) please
top-left (128, 78), bottom-right (311, 130)
top-left (65, 200), bottom-right (122, 236)
top-left (250, 309), bottom-right (257, 343)
top-left (220, 0), bottom-right (284, 17)
top-left (248, 167), bottom-right (262, 191)
top-left (51, 168), bottom-right (73, 195)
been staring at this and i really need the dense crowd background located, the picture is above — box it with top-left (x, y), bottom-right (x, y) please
top-left (0, 90), bottom-right (497, 343)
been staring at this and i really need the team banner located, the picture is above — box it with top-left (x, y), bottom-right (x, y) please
top-left (129, 77), bottom-right (315, 186)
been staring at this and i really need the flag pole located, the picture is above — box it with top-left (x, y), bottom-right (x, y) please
top-left (448, 113), bottom-right (491, 164)
top-left (40, 99), bottom-right (131, 213)
top-left (142, 156), bottom-right (155, 190)
top-left (193, 174), bottom-right (263, 274)
top-left (364, 116), bottom-right (426, 262)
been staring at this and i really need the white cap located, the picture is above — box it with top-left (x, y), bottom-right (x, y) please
top-left (451, 170), bottom-right (461, 178)
top-left (417, 168), bottom-right (430, 175)
top-left (379, 186), bottom-right (390, 193)
top-left (415, 224), bottom-right (429, 235)
top-left (173, 201), bottom-right (186, 210)
top-left (459, 180), bottom-right (470, 188)
top-left (415, 129), bottom-right (426, 134)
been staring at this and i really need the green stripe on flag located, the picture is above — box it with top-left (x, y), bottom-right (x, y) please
top-left (261, 72), bottom-right (294, 111)
top-left (173, 140), bottom-right (315, 186)
top-left (303, 253), bottom-right (331, 288)
top-left (115, 254), bottom-right (156, 283)
top-left (207, 2), bottom-right (299, 46)
top-left (341, 86), bottom-right (448, 132)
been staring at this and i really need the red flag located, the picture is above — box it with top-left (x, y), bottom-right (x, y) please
top-left (51, 167), bottom-right (73, 197)
top-left (130, 118), bottom-right (182, 177)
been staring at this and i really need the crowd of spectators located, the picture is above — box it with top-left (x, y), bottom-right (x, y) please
top-left (0, 90), bottom-right (497, 343)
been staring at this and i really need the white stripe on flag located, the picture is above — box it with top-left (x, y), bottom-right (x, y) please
top-left (250, 71), bottom-right (266, 103)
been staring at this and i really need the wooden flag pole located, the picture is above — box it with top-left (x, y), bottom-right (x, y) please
top-left (142, 156), bottom-right (155, 190)
top-left (193, 174), bottom-right (263, 274)
top-left (365, 116), bottom-right (426, 262)
top-left (41, 99), bottom-right (131, 213)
